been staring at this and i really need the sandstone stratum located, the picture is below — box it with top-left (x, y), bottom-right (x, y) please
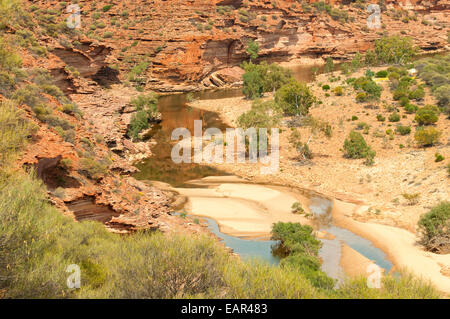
top-left (33, 0), bottom-right (449, 92)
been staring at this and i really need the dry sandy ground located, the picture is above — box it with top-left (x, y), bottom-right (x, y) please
top-left (174, 176), bottom-right (312, 238)
top-left (188, 67), bottom-right (450, 295)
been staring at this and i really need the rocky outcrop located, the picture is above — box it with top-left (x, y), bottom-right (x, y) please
top-left (27, 0), bottom-right (449, 92)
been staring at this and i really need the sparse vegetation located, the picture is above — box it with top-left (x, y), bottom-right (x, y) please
top-left (418, 202), bottom-right (450, 253)
top-left (291, 202), bottom-right (305, 214)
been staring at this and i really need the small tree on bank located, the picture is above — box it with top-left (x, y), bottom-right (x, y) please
top-left (275, 79), bottom-right (316, 116)
top-left (246, 39), bottom-right (259, 61)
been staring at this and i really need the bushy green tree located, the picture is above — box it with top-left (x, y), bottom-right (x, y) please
top-left (275, 79), bottom-right (316, 116)
top-left (271, 222), bottom-right (335, 290)
top-left (127, 93), bottom-right (159, 141)
top-left (241, 62), bottom-right (292, 98)
top-left (368, 36), bottom-right (417, 65)
top-left (241, 61), bottom-right (266, 99)
top-left (246, 39), bottom-right (259, 61)
top-left (324, 57), bottom-right (334, 73)
top-left (237, 99), bottom-right (281, 129)
top-left (342, 131), bottom-right (374, 160)
top-left (264, 63), bottom-right (292, 93)
top-left (418, 202), bottom-right (450, 253)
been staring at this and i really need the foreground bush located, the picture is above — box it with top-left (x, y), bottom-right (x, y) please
top-left (418, 202), bottom-right (450, 254)
top-left (271, 222), bottom-right (335, 290)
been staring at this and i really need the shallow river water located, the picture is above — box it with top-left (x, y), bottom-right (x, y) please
top-left (134, 63), bottom-right (394, 281)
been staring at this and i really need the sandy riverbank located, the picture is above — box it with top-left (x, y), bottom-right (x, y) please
top-left (174, 176), bottom-right (312, 239)
top-left (171, 176), bottom-right (394, 285)
top-left (332, 199), bottom-right (450, 295)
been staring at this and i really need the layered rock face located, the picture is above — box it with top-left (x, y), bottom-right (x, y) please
top-left (29, 0), bottom-right (448, 91)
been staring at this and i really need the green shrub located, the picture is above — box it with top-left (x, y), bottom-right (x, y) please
top-left (434, 85), bottom-right (449, 114)
top-left (388, 112), bottom-right (400, 122)
top-left (246, 40), bottom-right (259, 61)
top-left (271, 222), bottom-right (334, 290)
top-left (368, 36), bottom-right (417, 65)
top-left (324, 57), bottom-right (334, 73)
top-left (242, 62), bottom-right (265, 99)
top-left (375, 70), bottom-right (388, 78)
top-left (434, 153), bottom-right (444, 162)
top-left (353, 76), bottom-right (382, 101)
top-left (0, 39), bottom-right (22, 71)
top-left (0, 71), bottom-right (16, 97)
top-left (408, 87), bottom-right (425, 101)
top-left (60, 158), bottom-right (73, 169)
top-left (62, 103), bottom-right (74, 114)
top-left (237, 100), bottom-right (281, 130)
top-left (393, 88), bottom-right (408, 101)
top-left (402, 192), bottom-right (420, 205)
top-left (288, 129), bottom-right (313, 160)
top-left (263, 63), bottom-right (292, 93)
top-left (12, 84), bottom-right (42, 107)
top-left (291, 202), bottom-right (305, 214)
top-left (333, 86), bottom-right (343, 96)
top-left (404, 103), bottom-right (418, 114)
top-left (399, 96), bottom-right (409, 107)
top-left (275, 79), bottom-right (316, 116)
top-left (342, 131), bottom-right (373, 159)
top-left (0, 100), bottom-right (34, 166)
top-left (364, 149), bottom-right (376, 166)
top-left (395, 125), bottom-right (411, 135)
top-left (322, 84), bottom-right (330, 91)
top-left (356, 92), bottom-right (368, 102)
top-left (102, 5), bottom-right (113, 12)
top-left (415, 108), bottom-right (438, 125)
top-left (376, 114), bottom-right (386, 122)
top-left (418, 202), bottom-right (450, 253)
top-left (43, 115), bottom-right (74, 131)
top-left (414, 127), bottom-right (441, 147)
top-left (79, 157), bottom-right (110, 179)
top-left (127, 93), bottom-right (159, 141)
